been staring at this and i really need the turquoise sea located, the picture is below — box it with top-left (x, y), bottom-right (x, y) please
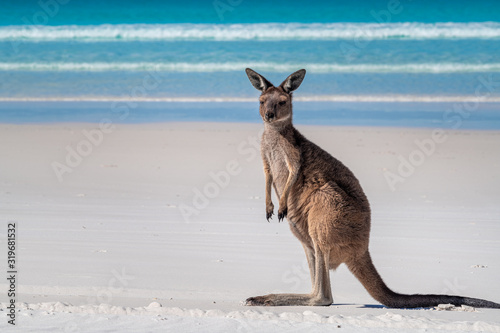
top-left (1, 0), bottom-right (500, 127)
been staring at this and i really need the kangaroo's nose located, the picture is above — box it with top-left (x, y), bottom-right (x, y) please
top-left (265, 112), bottom-right (275, 120)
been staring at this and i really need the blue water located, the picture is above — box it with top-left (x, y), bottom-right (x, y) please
top-left (1, 1), bottom-right (500, 126)
top-left (1, 101), bottom-right (500, 129)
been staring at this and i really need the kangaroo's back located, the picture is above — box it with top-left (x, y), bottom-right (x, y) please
top-left (296, 128), bottom-right (370, 206)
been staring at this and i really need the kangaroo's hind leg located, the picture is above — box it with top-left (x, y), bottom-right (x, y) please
top-left (303, 243), bottom-right (316, 287)
top-left (246, 237), bottom-right (333, 306)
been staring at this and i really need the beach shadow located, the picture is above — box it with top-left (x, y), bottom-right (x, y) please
top-left (334, 303), bottom-right (433, 310)
top-left (332, 303), bottom-right (386, 309)
top-left (359, 304), bottom-right (387, 309)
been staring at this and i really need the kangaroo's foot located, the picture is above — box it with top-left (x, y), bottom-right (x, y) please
top-left (245, 293), bottom-right (332, 306)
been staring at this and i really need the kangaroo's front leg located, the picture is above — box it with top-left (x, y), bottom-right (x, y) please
top-left (278, 150), bottom-right (300, 221)
top-left (263, 158), bottom-right (274, 221)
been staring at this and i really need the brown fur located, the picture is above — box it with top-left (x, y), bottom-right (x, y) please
top-left (244, 68), bottom-right (500, 309)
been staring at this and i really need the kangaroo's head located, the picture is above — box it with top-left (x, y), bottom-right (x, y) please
top-left (245, 68), bottom-right (306, 126)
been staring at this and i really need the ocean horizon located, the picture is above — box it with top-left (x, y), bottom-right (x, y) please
top-left (1, 1), bottom-right (499, 127)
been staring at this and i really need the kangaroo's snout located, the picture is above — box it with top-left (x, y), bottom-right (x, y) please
top-left (265, 112), bottom-right (275, 121)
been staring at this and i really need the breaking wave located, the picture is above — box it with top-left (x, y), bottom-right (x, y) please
top-left (1, 61), bottom-right (500, 73)
top-left (2, 22), bottom-right (500, 42)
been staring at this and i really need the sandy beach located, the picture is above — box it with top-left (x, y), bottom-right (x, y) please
top-left (3, 0), bottom-right (500, 331)
top-left (1, 121), bottom-right (499, 332)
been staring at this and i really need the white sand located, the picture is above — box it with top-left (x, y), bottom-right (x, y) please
top-left (1, 122), bottom-right (500, 332)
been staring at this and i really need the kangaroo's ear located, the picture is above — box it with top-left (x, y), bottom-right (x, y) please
top-left (245, 68), bottom-right (273, 92)
top-left (280, 69), bottom-right (306, 93)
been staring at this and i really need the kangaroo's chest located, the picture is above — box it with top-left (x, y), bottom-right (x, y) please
top-left (261, 134), bottom-right (295, 196)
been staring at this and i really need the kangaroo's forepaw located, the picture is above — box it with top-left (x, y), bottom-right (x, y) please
top-left (266, 210), bottom-right (274, 222)
top-left (278, 207), bottom-right (287, 222)
top-left (266, 202), bottom-right (274, 222)
top-left (246, 296), bottom-right (274, 306)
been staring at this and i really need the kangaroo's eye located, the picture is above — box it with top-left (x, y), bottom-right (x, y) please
top-left (260, 101), bottom-right (264, 105)
top-left (279, 101), bottom-right (286, 106)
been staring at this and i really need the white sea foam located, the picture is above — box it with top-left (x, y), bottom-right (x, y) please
top-left (1, 22), bottom-right (500, 41)
top-left (1, 61), bottom-right (499, 73)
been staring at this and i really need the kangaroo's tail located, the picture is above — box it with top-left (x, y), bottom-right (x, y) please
top-left (346, 251), bottom-right (500, 309)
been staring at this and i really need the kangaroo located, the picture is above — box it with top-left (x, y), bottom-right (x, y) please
top-left (244, 68), bottom-right (500, 308)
